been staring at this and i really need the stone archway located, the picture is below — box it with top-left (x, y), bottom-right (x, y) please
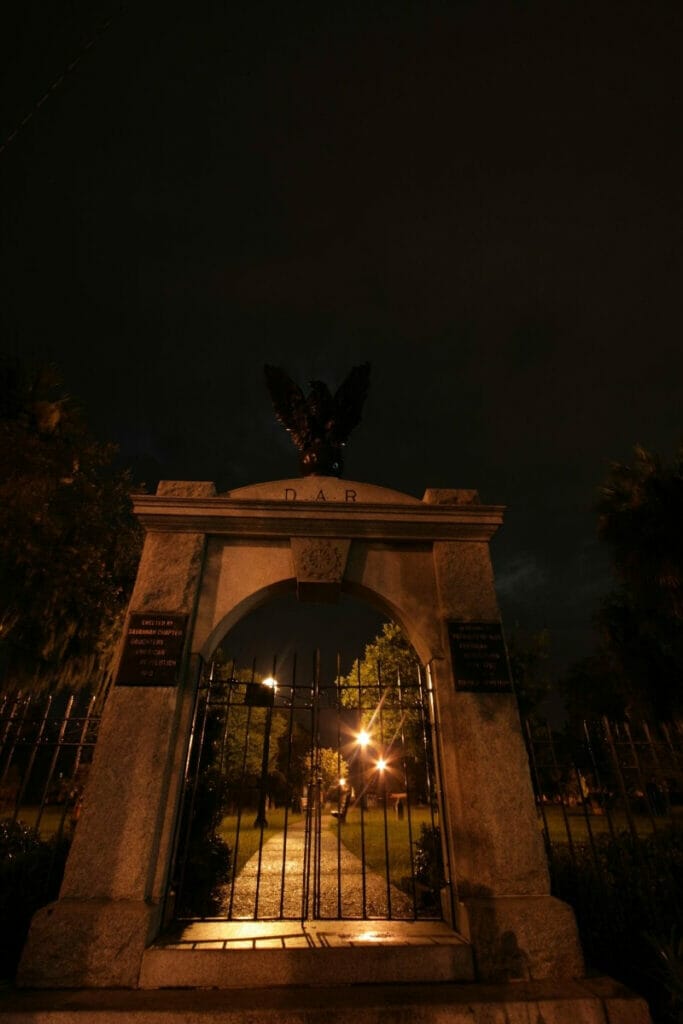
top-left (18, 475), bottom-right (584, 989)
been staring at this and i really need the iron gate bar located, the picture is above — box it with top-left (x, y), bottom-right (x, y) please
top-left (54, 694), bottom-right (99, 840)
top-left (397, 670), bottom-right (418, 912)
top-left (661, 722), bottom-right (681, 768)
top-left (376, 660), bottom-right (392, 918)
top-left (252, 656), bottom-right (277, 918)
top-left (1, 694), bottom-right (32, 789)
top-left (573, 755), bottom-right (601, 870)
top-left (602, 718), bottom-right (638, 835)
top-left (335, 653), bottom-right (344, 919)
top-left (14, 695), bottom-right (53, 819)
top-left (278, 653), bottom-right (298, 920)
top-left (419, 666), bottom-right (441, 841)
top-left (356, 657), bottom-right (368, 919)
top-left (582, 720), bottom-right (618, 844)
top-left (623, 720), bottom-right (658, 834)
top-left (170, 642), bottom-right (447, 925)
top-left (227, 669), bottom-right (257, 920)
top-left (34, 694), bottom-right (74, 832)
top-left (175, 666), bottom-right (213, 912)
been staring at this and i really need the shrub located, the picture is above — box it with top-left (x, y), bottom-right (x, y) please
top-left (175, 766), bottom-right (232, 918)
top-left (550, 828), bottom-right (683, 1022)
top-left (0, 818), bottom-right (70, 980)
top-left (412, 824), bottom-right (444, 909)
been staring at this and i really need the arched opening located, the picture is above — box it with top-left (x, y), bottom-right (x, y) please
top-left (168, 593), bottom-right (450, 930)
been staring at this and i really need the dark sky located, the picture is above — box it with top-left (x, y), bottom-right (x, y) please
top-left (2, 1), bottom-right (682, 683)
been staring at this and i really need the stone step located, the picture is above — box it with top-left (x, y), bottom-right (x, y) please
top-left (138, 920), bottom-right (474, 989)
top-left (139, 941), bottom-right (474, 989)
top-left (0, 977), bottom-right (651, 1024)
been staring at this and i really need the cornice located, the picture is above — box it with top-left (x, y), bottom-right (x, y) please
top-left (132, 495), bottom-right (506, 542)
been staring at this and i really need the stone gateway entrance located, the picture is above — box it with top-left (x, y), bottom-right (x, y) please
top-left (19, 475), bottom-right (585, 990)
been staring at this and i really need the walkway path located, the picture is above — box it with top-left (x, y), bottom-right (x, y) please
top-left (222, 817), bottom-right (413, 919)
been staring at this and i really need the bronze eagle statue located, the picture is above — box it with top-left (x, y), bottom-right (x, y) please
top-left (264, 363), bottom-right (371, 477)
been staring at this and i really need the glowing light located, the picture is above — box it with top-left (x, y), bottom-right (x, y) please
top-left (376, 758), bottom-right (387, 772)
top-left (339, 777), bottom-right (347, 787)
top-left (262, 676), bottom-right (278, 691)
top-left (357, 729), bottom-right (370, 748)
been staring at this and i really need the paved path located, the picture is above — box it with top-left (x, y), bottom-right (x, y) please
top-left (221, 817), bottom-right (413, 919)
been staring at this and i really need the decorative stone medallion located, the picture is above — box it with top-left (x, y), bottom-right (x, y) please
top-left (290, 537), bottom-right (351, 602)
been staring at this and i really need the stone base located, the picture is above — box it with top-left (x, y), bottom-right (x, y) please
top-left (462, 894), bottom-right (585, 981)
top-left (139, 940), bottom-right (474, 989)
top-left (0, 977), bottom-right (651, 1023)
top-left (16, 899), bottom-right (161, 989)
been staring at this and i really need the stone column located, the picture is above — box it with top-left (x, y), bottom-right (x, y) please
top-left (425, 491), bottom-right (583, 982)
top-left (18, 481), bottom-right (216, 988)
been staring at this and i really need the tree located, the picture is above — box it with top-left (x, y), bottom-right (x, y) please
top-left (303, 746), bottom-right (348, 796)
top-left (341, 622), bottom-right (421, 695)
top-left (0, 358), bottom-right (142, 691)
top-left (561, 441), bottom-right (683, 722)
top-left (340, 623), bottom-right (432, 801)
top-left (506, 627), bottom-right (553, 719)
top-left (560, 650), bottom-right (630, 729)
top-left (596, 442), bottom-right (683, 719)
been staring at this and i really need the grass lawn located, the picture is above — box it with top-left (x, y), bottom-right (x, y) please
top-left (538, 803), bottom-right (683, 843)
top-left (9, 805), bottom-right (71, 840)
top-left (218, 808), bottom-right (301, 876)
top-left (330, 805), bottom-right (436, 891)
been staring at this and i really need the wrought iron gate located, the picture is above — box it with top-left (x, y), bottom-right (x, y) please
top-left (168, 649), bottom-right (449, 923)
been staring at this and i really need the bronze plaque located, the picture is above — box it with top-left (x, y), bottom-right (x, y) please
top-left (448, 621), bottom-right (513, 693)
top-left (115, 612), bottom-right (188, 687)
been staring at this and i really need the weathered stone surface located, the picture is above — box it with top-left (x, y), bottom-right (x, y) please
top-left (464, 895), bottom-right (585, 981)
top-left (432, 541), bottom-right (500, 621)
top-left (193, 539), bottom-right (293, 655)
top-left (139, 943), bottom-right (474, 989)
top-left (18, 489), bottom-right (211, 989)
top-left (423, 488), bottom-right (481, 504)
top-left (437, 689), bottom-right (549, 896)
top-left (225, 477), bottom-right (421, 504)
top-left (0, 977), bottom-right (652, 1023)
top-left (290, 536), bottom-right (351, 602)
top-left (16, 900), bottom-right (159, 988)
top-left (59, 687), bottom-right (182, 901)
top-left (157, 480), bottom-right (217, 498)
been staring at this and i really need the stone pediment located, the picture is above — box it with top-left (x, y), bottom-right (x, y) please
top-left (222, 477), bottom-right (421, 505)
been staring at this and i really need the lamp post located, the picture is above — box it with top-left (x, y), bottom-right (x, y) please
top-left (252, 676), bottom-right (277, 828)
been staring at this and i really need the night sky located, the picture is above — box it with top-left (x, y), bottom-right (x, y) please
top-left (2, 2), bottom-right (682, 687)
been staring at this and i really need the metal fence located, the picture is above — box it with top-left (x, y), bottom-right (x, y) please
top-left (525, 717), bottom-right (683, 854)
top-left (0, 691), bottom-right (101, 841)
top-left (2, 682), bottom-right (682, 924)
top-left (524, 716), bottom-right (683, 945)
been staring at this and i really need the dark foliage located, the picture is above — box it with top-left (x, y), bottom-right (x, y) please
top-left (0, 357), bottom-right (142, 692)
top-left (412, 824), bottom-right (444, 908)
top-left (0, 819), bottom-right (69, 980)
top-left (175, 727), bottom-right (231, 918)
top-left (506, 627), bottom-right (552, 718)
top-left (550, 828), bottom-right (683, 1022)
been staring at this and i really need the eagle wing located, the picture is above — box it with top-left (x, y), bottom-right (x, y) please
top-left (264, 365), bottom-right (309, 449)
top-left (331, 362), bottom-right (371, 442)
